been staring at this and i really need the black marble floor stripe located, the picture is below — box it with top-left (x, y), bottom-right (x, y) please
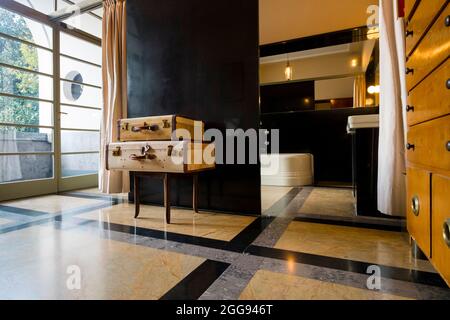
top-left (246, 245), bottom-right (448, 288)
top-left (228, 217), bottom-right (275, 252)
top-left (263, 187), bottom-right (302, 216)
top-left (293, 217), bottom-right (406, 232)
top-left (0, 200), bottom-right (119, 235)
top-left (0, 205), bottom-right (48, 217)
top-left (60, 192), bottom-right (127, 203)
top-left (160, 260), bottom-right (230, 300)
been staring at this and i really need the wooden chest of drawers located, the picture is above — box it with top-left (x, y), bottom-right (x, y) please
top-left (406, 0), bottom-right (450, 287)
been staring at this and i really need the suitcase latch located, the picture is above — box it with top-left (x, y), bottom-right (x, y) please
top-left (167, 145), bottom-right (174, 157)
top-left (112, 146), bottom-right (121, 157)
top-left (121, 123), bottom-right (129, 131)
top-left (162, 119), bottom-right (170, 128)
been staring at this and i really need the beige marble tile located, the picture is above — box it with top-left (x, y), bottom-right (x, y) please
top-left (239, 270), bottom-right (411, 300)
top-left (0, 225), bottom-right (204, 299)
top-left (75, 188), bottom-right (128, 199)
top-left (261, 186), bottom-right (293, 212)
top-left (2, 195), bottom-right (104, 214)
top-left (0, 218), bottom-right (11, 226)
top-left (78, 202), bottom-right (256, 242)
top-left (275, 221), bottom-right (436, 272)
top-left (299, 188), bottom-right (355, 217)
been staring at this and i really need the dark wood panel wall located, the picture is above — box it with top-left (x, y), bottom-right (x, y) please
top-left (126, 0), bottom-right (261, 214)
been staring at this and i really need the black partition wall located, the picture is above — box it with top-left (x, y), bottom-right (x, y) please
top-left (126, 0), bottom-right (261, 214)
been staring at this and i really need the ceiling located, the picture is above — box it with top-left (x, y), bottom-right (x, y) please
top-left (259, 0), bottom-right (378, 44)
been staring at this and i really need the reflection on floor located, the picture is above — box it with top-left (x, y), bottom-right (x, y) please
top-left (0, 186), bottom-right (449, 300)
top-left (298, 187), bottom-right (355, 217)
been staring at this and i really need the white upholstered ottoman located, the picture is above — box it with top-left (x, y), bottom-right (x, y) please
top-left (261, 153), bottom-right (314, 187)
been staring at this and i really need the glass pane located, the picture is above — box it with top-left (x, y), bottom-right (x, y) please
top-left (60, 80), bottom-right (101, 107)
top-left (0, 96), bottom-right (53, 127)
top-left (0, 37), bottom-right (53, 75)
top-left (14, 0), bottom-right (55, 15)
top-left (61, 130), bottom-right (99, 153)
top-left (91, 7), bottom-right (103, 18)
top-left (0, 154), bottom-right (53, 183)
top-left (62, 153), bottom-right (99, 177)
top-left (0, 126), bottom-right (53, 153)
top-left (63, 12), bottom-right (102, 38)
top-left (0, 65), bottom-right (53, 101)
top-left (60, 55), bottom-right (101, 86)
top-left (60, 32), bottom-right (101, 65)
top-left (60, 105), bottom-right (101, 130)
top-left (0, 7), bottom-right (53, 49)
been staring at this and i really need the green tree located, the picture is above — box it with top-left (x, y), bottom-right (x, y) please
top-left (0, 7), bottom-right (39, 133)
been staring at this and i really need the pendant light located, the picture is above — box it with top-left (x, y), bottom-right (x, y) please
top-left (284, 53), bottom-right (293, 81)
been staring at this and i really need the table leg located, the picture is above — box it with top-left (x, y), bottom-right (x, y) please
top-left (193, 174), bottom-right (199, 213)
top-left (134, 174), bottom-right (140, 219)
top-left (164, 173), bottom-right (171, 224)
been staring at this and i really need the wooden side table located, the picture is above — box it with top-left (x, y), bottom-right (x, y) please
top-left (133, 172), bottom-right (200, 224)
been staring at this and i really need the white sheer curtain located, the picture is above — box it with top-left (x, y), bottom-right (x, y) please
top-left (377, 0), bottom-right (408, 216)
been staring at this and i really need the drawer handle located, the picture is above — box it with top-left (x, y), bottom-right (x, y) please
top-left (406, 105), bottom-right (415, 112)
top-left (444, 220), bottom-right (450, 248)
top-left (405, 30), bottom-right (414, 37)
top-left (446, 78), bottom-right (450, 90)
top-left (406, 68), bottom-right (414, 75)
top-left (445, 15), bottom-right (450, 27)
top-left (446, 141), bottom-right (450, 152)
top-left (406, 143), bottom-right (415, 151)
top-left (131, 123), bottom-right (159, 132)
top-left (411, 196), bottom-right (420, 216)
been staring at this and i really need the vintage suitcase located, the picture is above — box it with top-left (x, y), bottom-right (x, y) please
top-left (118, 115), bottom-right (204, 142)
top-left (107, 141), bottom-right (215, 173)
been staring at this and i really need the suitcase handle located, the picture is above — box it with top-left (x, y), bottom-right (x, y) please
top-left (130, 154), bottom-right (157, 160)
top-left (131, 123), bottom-right (159, 132)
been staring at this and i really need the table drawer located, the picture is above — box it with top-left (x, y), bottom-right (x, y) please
top-left (406, 115), bottom-right (450, 172)
top-left (406, 4), bottom-right (450, 91)
top-left (406, 0), bottom-right (447, 57)
top-left (407, 167), bottom-right (431, 257)
top-left (431, 174), bottom-right (450, 286)
top-left (407, 58), bottom-right (450, 125)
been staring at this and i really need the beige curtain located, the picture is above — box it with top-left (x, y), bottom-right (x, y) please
top-left (99, 0), bottom-right (130, 194)
top-left (377, 0), bottom-right (407, 216)
top-left (353, 74), bottom-right (366, 108)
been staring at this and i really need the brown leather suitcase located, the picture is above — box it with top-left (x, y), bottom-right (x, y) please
top-left (106, 141), bottom-right (215, 173)
top-left (118, 115), bottom-right (204, 142)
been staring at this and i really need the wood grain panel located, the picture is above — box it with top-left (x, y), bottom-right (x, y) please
top-left (406, 167), bottom-right (431, 257)
top-left (431, 174), bottom-right (450, 286)
top-left (405, 0), bottom-right (419, 21)
top-left (407, 115), bottom-right (450, 173)
top-left (406, 0), bottom-right (447, 57)
top-left (407, 58), bottom-right (450, 125)
top-left (406, 4), bottom-right (450, 91)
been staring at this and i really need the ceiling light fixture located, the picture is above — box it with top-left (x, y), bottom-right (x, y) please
top-left (285, 53), bottom-right (293, 81)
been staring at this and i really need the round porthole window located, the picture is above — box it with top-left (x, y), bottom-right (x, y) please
top-left (63, 71), bottom-right (84, 101)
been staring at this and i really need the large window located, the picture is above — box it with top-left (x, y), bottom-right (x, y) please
top-left (0, 7), bottom-right (55, 183)
top-left (0, 1), bottom-right (102, 194)
top-left (59, 32), bottom-right (102, 177)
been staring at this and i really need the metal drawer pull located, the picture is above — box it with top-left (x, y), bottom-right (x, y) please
top-left (446, 78), bottom-right (450, 90)
top-left (406, 105), bottom-right (415, 112)
top-left (131, 123), bottom-right (159, 132)
top-left (406, 143), bottom-right (415, 151)
top-left (446, 141), bottom-right (450, 152)
top-left (405, 30), bottom-right (413, 37)
top-left (411, 195), bottom-right (420, 216)
top-left (445, 15), bottom-right (450, 27)
top-left (406, 68), bottom-right (414, 75)
top-left (444, 220), bottom-right (450, 248)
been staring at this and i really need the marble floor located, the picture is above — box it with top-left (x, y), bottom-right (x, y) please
top-left (0, 186), bottom-right (449, 300)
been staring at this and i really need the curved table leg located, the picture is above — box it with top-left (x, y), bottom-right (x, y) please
top-left (164, 173), bottom-right (171, 224)
top-left (134, 174), bottom-right (140, 219)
